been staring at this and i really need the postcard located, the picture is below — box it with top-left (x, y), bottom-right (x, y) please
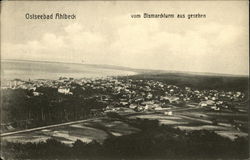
top-left (1, 1), bottom-right (249, 159)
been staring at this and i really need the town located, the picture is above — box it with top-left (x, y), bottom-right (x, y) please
top-left (1, 75), bottom-right (249, 159)
top-left (1, 76), bottom-right (247, 132)
top-left (3, 76), bottom-right (247, 111)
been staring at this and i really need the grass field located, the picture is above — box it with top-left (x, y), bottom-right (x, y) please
top-left (2, 105), bottom-right (248, 145)
top-left (1, 116), bottom-right (140, 145)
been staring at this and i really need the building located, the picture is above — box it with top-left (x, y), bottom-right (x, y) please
top-left (58, 87), bottom-right (72, 95)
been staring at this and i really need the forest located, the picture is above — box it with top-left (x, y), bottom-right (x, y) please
top-left (1, 86), bottom-right (106, 131)
top-left (128, 72), bottom-right (249, 92)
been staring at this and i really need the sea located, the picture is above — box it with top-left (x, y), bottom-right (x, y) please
top-left (1, 60), bottom-right (137, 81)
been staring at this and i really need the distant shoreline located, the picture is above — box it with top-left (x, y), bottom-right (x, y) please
top-left (1, 59), bottom-right (138, 81)
top-left (2, 59), bottom-right (248, 78)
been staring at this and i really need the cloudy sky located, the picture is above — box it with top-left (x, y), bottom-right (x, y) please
top-left (1, 1), bottom-right (249, 75)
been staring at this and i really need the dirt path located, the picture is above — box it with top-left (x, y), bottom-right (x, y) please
top-left (1, 118), bottom-right (97, 137)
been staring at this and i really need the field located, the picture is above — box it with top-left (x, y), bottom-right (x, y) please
top-left (127, 105), bottom-right (248, 140)
top-left (1, 117), bottom-right (140, 145)
top-left (2, 105), bottom-right (248, 145)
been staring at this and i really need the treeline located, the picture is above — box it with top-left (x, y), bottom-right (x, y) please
top-left (2, 118), bottom-right (249, 159)
top-left (128, 72), bottom-right (249, 92)
top-left (1, 86), bottom-right (106, 131)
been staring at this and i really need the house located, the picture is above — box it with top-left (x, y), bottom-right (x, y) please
top-left (58, 87), bottom-right (72, 95)
top-left (199, 100), bottom-right (215, 107)
top-left (161, 96), bottom-right (180, 104)
top-left (33, 92), bottom-right (43, 96)
top-left (164, 111), bottom-right (173, 116)
top-left (211, 106), bottom-right (220, 111)
top-left (129, 104), bottom-right (137, 109)
top-left (146, 93), bottom-right (153, 99)
top-left (120, 101), bottom-right (129, 106)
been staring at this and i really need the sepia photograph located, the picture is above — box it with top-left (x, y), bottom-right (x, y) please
top-left (1, 0), bottom-right (249, 159)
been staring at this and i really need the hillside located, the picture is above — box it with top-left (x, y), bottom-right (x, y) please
top-left (127, 72), bottom-right (249, 92)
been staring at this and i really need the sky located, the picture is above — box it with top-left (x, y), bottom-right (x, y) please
top-left (1, 1), bottom-right (249, 75)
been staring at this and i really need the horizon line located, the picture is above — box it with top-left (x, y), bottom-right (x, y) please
top-left (2, 58), bottom-right (249, 77)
